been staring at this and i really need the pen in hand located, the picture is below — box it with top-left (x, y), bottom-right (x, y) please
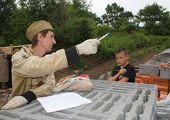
top-left (98, 32), bottom-right (110, 41)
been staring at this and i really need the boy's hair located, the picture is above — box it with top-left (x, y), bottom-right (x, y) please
top-left (116, 48), bottom-right (128, 55)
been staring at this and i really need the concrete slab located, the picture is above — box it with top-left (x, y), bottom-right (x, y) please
top-left (0, 80), bottom-right (158, 120)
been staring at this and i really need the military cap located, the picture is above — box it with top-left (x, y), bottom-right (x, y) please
top-left (26, 20), bottom-right (53, 41)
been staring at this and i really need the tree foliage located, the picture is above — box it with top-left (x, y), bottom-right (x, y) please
top-left (0, 0), bottom-right (16, 46)
top-left (0, 0), bottom-right (98, 47)
top-left (102, 3), bottom-right (134, 33)
top-left (0, 1), bottom-right (170, 47)
top-left (0, 0), bottom-right (16, 28)
top-left (138, 3), bottom-right (170, 35)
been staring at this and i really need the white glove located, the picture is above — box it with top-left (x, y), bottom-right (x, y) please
top-left (1, 96), bottom-right (28, 110)
top-left (76, 38), bottom-right (100, 55)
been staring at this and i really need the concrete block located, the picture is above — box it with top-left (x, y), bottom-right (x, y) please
top-left (138, 64), bottom-right (159, 76)
top-left (0, 80), bottom-right (158, 120)
top-left (160, 68), bottom-right (170, 79)
top-left (126, 113), bottom-right (138, 120)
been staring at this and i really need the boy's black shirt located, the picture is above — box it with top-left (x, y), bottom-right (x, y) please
top-left (111, 63), bottom-right (136, 82)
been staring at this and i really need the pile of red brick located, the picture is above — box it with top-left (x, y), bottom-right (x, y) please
top-left (135, 73), bottom-right (169, 101)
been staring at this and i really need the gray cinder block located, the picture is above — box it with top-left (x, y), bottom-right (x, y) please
top-left (0, 80), bottom-right (158, 120)
top-left (138, 64), bottom-right (159, 76)
top-left (160, 68), bottom-right (170, 79)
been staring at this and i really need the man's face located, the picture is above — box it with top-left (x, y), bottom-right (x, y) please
top-left (41, 31), bottom-right (56, 52)
top-left (116, 51), bottom-right (129, 67)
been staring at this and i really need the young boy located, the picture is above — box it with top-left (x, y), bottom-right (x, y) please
top-left (108, 48), bottom-right (136, 82)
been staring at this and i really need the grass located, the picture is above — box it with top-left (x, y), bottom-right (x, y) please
top-left (76, 32), bottom-right (170, 72)
top-left (96, 32), bottom-right (170, 59)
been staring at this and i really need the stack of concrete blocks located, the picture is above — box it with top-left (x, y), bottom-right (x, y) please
top-left (137, 49), bottom-right (170, 101)
top-left (160, 68), bottom-right (170, 79)
top-left (138, 48), bottom-right (170, 79)
top-left (0, 80), bottom-right (158, 120)
top-left (138, 64), bottom-right (159, 76)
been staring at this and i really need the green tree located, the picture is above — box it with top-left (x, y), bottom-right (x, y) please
top-left (102, 3), bottom-right (134, 33)
top-left (0, 0), bottom-right (98, 47)
top-left (0, 0), bottom-right (16, 30)
top-left (163, 15), bottom-right (170, 35)
top-left (0, 0), bottom-right (16, 46)
top-left (64, 17), bottom-right (97, 47)
top-left (5, 8), bottom-right (33, 45)
top-left (138, 3), bottom-right (170, 35)
top-left (55, 0), bottom-right (98, 48)
top-left (7, 0), bottom-right (68, 45)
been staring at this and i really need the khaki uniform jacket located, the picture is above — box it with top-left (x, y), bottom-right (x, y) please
top-left (9, 46), bottom-right (69, 101)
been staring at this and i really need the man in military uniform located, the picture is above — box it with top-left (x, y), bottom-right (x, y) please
top-left (1, 20), bottom-right (100, 109)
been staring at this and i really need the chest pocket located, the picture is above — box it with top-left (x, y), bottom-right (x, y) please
top-left (30, 76), bottom-right (46, 89)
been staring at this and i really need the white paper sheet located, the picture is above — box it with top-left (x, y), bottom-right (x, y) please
top-left (37, 92), bottom-right (92, 113)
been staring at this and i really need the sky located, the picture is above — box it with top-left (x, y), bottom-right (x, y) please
top-left (86, 0), bottom-right (170, 17)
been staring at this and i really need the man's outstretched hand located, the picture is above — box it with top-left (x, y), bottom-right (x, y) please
top-left (1, 96), bottom-right (28, 110)
top-left (76, 38), bottom-right (100, 55)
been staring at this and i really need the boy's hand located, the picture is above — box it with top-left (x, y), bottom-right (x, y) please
top-left (118, 68), bottom-right (127, 75)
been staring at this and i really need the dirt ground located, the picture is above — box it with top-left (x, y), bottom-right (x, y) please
top-left (0, 50), bottom-right (157, 108)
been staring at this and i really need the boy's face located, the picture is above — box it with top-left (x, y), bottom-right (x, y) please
top-left (116, 51), bottom-right (129, 67)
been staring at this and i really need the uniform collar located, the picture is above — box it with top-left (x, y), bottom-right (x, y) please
top-left (22, 46), bottom-right (35, 56)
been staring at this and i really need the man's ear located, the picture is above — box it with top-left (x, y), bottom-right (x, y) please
top-left (126, 55), bottom-right (129, 60)
top-left (37, 33), bottom-right (43, 41)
